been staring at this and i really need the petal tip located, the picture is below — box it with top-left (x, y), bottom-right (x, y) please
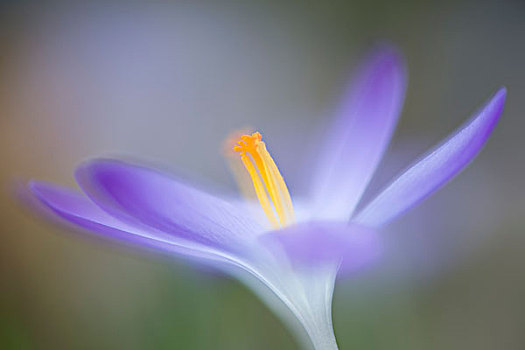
top-left (368, 42), bottom-right (403, 60)
top-left (74, 158), bottom-right (118, 181)
top-left (366, 43), bottom-right (407, 75)
top-left (361, 43), bottom-right (408, 102)
top-left (74, 158), bottom-right (136, 199)
top-left (478, 86), bottom-right (507, 135)
top-left (28, 180), bottom-right (52, 198)
top-left (25, 180), bottom-right (50, 207)
top-left (494, 86), bottom-right (507, 107)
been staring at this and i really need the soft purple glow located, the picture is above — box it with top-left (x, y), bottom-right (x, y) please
top-left (26, 46), bottom-right (506, 350)
top-left (311, 45), bottom-right (407, 221)
top-left (260, 222), bottom-right (382, 273)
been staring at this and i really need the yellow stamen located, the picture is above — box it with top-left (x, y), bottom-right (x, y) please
top-left (222, 129), bottom-right (257, 200)
top-left (232, 132), bottom-right (295, 228)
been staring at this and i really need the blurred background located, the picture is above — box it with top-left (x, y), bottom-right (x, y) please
top-left (1, 0), bottom-right (524, 349)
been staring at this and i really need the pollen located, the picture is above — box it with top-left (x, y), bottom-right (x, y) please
top-left (232, 132), bottom-right (295, 229)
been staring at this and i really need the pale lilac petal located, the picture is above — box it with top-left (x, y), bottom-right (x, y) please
top-left (355, 88), bottom-right (506, 227)
top-left (75, 159), bottom-right (263, 250)
top-left (311, 45), bottom-right (407, 221)
top-left (28, 181), bottom-right (228, 260)
top-left (259, 222), bottom-right (382, 274)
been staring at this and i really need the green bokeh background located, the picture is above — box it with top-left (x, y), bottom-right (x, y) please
top-left (1, 0), bottom-right (524, 349)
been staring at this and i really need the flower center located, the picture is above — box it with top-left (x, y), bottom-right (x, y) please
top-left (232, 132), bottom-right (295, 229)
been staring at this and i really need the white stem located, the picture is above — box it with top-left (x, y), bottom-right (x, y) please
top-left (303, 317), bottom-right (339, 350)
top-left (295, 265), bottom-right (340, 350)
top-left (303, 294), bottom-right (338, 350)
top-left (224, 254), bottom-right (341, 350)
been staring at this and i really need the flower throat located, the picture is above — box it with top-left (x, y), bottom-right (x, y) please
top-left (232, 132), bottom-right (295, 229)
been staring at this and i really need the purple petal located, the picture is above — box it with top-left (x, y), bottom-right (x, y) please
top-left (28, 181), bottom-right (224, 260)
top-left (259, 222), bottom-right (383, 274)
top-left (311, 45), bottom-right (407, 221)
top-left (75, 159), bottom-right (263, 251)
top-left (355, 88), bottom-right (506, 227)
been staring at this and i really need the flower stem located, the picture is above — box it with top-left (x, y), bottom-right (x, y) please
top-left (303, 315), bottom-right (339, 350)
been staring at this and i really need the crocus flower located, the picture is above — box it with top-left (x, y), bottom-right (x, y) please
top-left (28, 46), bottom-right (506, 350)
